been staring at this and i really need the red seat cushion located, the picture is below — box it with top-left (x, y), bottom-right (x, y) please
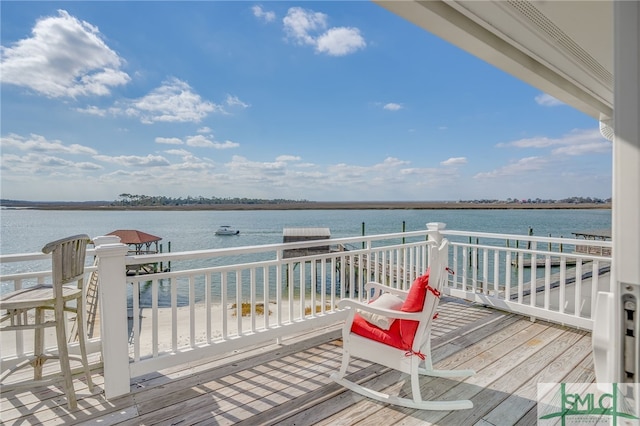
top-left (350, 313), bottom-right (405, 349)
top-left (350, 270), bottom-right (431, 351)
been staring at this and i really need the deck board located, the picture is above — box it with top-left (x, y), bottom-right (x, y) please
top-left (0, 297), bottom-right (595, 425)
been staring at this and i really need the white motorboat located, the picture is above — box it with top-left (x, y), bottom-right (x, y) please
top-left (215, 225), bottom-right (240, 236)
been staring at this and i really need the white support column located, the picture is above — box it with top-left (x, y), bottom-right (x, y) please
top-left (93, 235), bottom-right (131, 399)
top-left (607, 0), bottom-right (640, 384)
top-left (614, 0), bottom-right (640, 383)
top-left (613, 0), bottom-right (640, 284)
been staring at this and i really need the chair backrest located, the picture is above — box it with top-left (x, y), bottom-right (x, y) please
top-left (42, 234), bottom-right (91, 288)
top-left (412, 238), bottom-right (449, 351)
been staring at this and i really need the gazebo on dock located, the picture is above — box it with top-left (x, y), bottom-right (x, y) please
top-left (107, 230), bottom-right (164, 275)
top-left (107, 229), bottom-right (162, 255)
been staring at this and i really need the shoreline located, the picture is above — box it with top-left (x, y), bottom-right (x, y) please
top-left (0, 201), bottom-right (611, 211)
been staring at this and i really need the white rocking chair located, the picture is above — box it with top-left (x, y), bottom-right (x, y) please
top-left (330, 238), bottom-right (474, 410)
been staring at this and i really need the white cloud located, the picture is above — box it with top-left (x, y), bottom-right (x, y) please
top-left (226, 95), bottom-right (250, 109)
top-left (164, 149), bottom-right (192, 156)
top-left (252, 5), bottom-right (276, 23)
top-left (1, 133), bottom-right (97, 155)
top-left (155, 137), bottom-right (183, 145)
top-left (377, 157), bottom-right (410, 168)
top-left (185, 135), bottom-right (239, 149)
top-left (93, 154), bottom-right (170, 167)
top-left (474, 156), bottom-right (547, 179)
top-left (552, 141), bottom-right (610, 156)
top-left (283, 7), bottom-right (327, 46)
top-left (383, 103), bottom-right (402, 111)
top-left (1, 152), bottom-right (103, 174)
top-left (76, 106), bottom-right (108, 117)
top-left (496, 128), bottom-right (610, 155)
top-left (0, 10), bottom-right (130, 98)
top-left (441, 157), bottom-right (467, 166)
top-left (127, 78), bottom-right (222, 124)
top-left (283, 7), bottom-right (365, 56)
top-left (535, 93), bottom-right (565, 107)
top-left (315, 27), bottom-right (366, 56)
top-left (185, 135), bottom-right (215, 147)
top-left (214, 140), bottom-right (240, 149)
top-left (276, 155), bottom-right (301, 162)
top-left (497, 136), bottom-right (555, 149)
top-left (197, 127), bottom-right (212, 134)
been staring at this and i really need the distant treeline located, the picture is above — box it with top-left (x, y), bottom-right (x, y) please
top-left (459, 196), bottom-right (611, 205)
top-left (113, 193), bottom-right (309, 207)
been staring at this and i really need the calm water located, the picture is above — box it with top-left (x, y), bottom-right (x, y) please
top-left (1, 208), bottom-right (611, 303)
top-left (1, 208), bottom-right (611, 256)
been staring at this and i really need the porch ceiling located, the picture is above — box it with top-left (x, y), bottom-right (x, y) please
top-left (374, 0), bottom-right (613, 121)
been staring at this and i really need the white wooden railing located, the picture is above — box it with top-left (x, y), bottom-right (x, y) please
top-left (440, 230), bottom-right (612, 330)
top-left (0, 223), bottom-right (611, 399)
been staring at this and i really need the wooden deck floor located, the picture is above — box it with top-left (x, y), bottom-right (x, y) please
top-left (1, 297), bottom-right (595, 425)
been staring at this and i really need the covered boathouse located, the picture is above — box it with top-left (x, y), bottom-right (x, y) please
top-left (107, 229), bottom-right (165, 274)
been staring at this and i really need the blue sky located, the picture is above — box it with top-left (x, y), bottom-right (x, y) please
top-left (0, 2), bottom-right (611, 202)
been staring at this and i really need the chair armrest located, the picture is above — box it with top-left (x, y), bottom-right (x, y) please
top-left (364, 282), bottom-right (409, 299)
top-left (337, 299), bottom-right (422, 321)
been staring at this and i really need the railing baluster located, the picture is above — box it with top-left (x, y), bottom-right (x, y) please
top-left (472, 246), bottom-right (478, 293)
top-left (221, 272), bottom-right (228, 339)
top-left (530, 241), bottom-right (537, 307)
top-left (482, 248), bottom-right (489, 295)
top-left (591, 260), bottom-right (600, 316)
top-left (319, 258), bottom-right (326, 314)
top-left (171, 277), bottom-right (177, 352)
top-left (189, 275), bottom-right (195, 347)
top-left (15, 278), bottom-right (24, 355)
top-left (505, 251), bottom-right (511, 300)
top-left (133, 278), bottom-right (141, 361)
top-left (263, 266), bottom-right (269, 330)
top-left (205, 273), bottom-right (211, 344)
top-left (559, 257), bottom-right (567, 314)
top-left (339, 253), bottom-right (345, 299)
top-left (152, 277), bottom-right (159, 357)
top-left (349, 253), bottom-right (355, 299)
top-left (310, 260), bottom-right (315, 315)
top-left (288, 262), bottom-right (295, 322)
top-left (299, 260), bottom-right (305, 319)
top-left (517, 253), bottom-right (524, 304)
top-left (236, 270), bottom-right (242, 334)
top-left (493, 250), bottom-right (499, 296)
top-left (381, 250), bottom-right (388, 287)
top-left (250, 267), bottom-right (256, 332)
top-left (544, 256), bottom-right (551, 311)
top-left (452, 245), bottom-right (459, 290)
top-left (575, 259), bottom-right (583, 317)
top-left (462, 246), bottom-right (468, 291)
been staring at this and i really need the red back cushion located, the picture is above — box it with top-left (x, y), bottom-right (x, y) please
top-left (399, 270), bottom-right (430, 348)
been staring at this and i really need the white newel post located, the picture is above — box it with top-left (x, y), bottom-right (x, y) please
top-left (426, 222), bottom-right (445, 245)
top-left (427, 222), bottom-right (446, 270)
top-left (93, 235), bottom-right (131, 399)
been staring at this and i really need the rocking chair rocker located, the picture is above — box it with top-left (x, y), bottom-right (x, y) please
top-left (330, 238), bottom-right (474, 410)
